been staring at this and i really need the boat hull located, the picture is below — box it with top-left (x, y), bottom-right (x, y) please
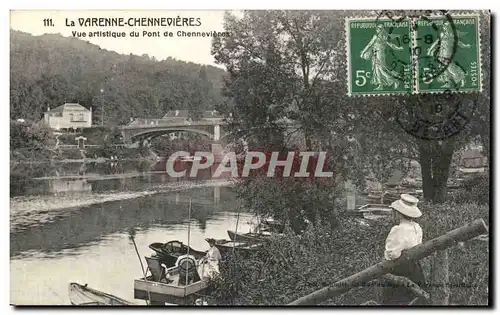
top-left (68, 282), bottom-right (134, 306)
top-left (347, 204), bottom-right (393, 220)
top-left (212, 239), bottom-right (262, 257)
top-left (226, 230), bottom-right (267, 243)
top-left (134, 265), bottom-right (208, 305)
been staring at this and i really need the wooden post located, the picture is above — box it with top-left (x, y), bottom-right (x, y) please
top-left (431, 250), bottom-right (450, 304)
top-left (287, 219), bottom-right (488, 306)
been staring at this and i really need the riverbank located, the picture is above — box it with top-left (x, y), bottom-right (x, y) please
top-left (10, 146), bottom-right (156, 165)
top-left (209, 174), bottom-right (489, 305)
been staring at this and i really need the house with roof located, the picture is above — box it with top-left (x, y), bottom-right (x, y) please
top-left (43, 103), bottom-right (92, 130)
top-left (459, 144), bottom-right (487, 168)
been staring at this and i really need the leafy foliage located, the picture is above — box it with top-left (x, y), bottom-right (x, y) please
top-left (209, 199), bottom-right (488, 305)
top-left (10, 120), bottom-right (54, 150)
top-left (212, 10), bottom-right (490, 203)
top-left (418, 201), bottom-right (489, 305)
top-left (209, 217), bottom-right (392, 305)
top-left (450, 173), bottom-right (490, 205)
top-left (235, 177), bottom-right (338, 233)
top-left (10, 30), bottom-right (226, 123)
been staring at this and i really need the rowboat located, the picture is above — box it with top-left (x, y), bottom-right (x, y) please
top-left (350, 204), bottom-right (393, 220)
top-left (149, 240), bottom-right (207, 267)
top-left (260, 219), bottom-right (285, 233)
top-left (226, 230), bottom-right (271, 243)
top-left (366, 191), bottom-right (400, 204)
top-left (134, 255), bottom-right (209, 305)
top-left (68, 282), bottom-right (135, 306)
top-left (208, 238), bottom-right (262, 257)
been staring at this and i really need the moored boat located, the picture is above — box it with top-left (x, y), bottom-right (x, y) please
top-left (68, 282), bottom-right (135, 306)
top-left (208, 238), bottom-right (262, 257)
top-left (226, 230), bottom-right (271, 243)
top-left (260, 218), bottom-right (285, 233)
top-left (149, 240), bottom-right (206, 267)
top-left (349, 204), bottom-right (393, 220)
top-left (134, 255), bottom-right (209, 305)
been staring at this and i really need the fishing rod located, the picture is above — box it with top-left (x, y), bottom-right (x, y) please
top-left (128, 227), bottom-right (152, 305)
top-left (186, 198), bottom-right (192, 288)
top-left (232, 201), bottom-right (242, 255)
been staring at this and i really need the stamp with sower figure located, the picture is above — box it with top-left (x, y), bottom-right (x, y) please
top-left (346, 12), bottom-right (482, 96)
top-left (346, 17), bottom-right (413, 95)
top-left (415, 14), bottom-right (482, 93)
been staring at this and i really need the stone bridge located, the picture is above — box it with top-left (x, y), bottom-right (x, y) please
top-left (119, 117), bottom-right (306, 154)
top-left (119, 118), bottom-right (230, 143)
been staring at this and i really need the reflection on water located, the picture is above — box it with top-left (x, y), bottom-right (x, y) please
top-left (10, 187), bottom-right (234, 258)
top-left (10, 160), bottom-right (250, 305)
top-left (49, 179), bottom-right (92, 195)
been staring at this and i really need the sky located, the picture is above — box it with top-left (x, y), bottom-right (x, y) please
top-left (10, 10), bottom-right (244, 68)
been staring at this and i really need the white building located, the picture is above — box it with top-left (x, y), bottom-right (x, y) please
top-left (43, 103), bottom-right (92, 130)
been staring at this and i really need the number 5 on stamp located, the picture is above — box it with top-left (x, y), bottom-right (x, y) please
top-left (415, 14), bottom-right (482, 93)
top-left (346, 17), bottom-right (413, 96)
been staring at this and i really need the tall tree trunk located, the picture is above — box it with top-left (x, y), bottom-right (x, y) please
top-left (418, 141), bottom-right (455, 203)
top-left (419, 143), bottom-right (434, 200)
top-left (418, 140), bottom-right (455, 305)
top-left (431, 145), bottom-right (454, 203)
top-left (430, 250), bottom-right (450, 305)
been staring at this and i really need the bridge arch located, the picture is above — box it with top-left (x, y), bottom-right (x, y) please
top-left (124, 127), bottom-right (215, 143)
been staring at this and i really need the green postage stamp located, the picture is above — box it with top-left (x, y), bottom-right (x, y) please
top-left (346, 13), bottom-right (482, 95)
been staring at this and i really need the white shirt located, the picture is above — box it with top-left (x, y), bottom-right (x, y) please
top-left (206, 246), bottom-right (222, 263)
top-left (384, 220), bottom-right (423, 260)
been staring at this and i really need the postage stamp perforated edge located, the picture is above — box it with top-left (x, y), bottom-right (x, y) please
top-left (413, 12), bottom-right (483, 94)
top-left (345, 12), bottom-right (484, 96)
top-left (345, 15), bottom-right (413, 97)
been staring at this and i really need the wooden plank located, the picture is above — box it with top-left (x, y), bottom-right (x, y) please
top-left (287, 219), bottom-right (488, 305)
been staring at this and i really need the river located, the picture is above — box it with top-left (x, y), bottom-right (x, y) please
top-left (10, 160), bottom-right (254, 305)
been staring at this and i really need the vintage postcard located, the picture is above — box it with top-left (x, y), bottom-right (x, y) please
top-left (9, 9), bottom-right (491, 307)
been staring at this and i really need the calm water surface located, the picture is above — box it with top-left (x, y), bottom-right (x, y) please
top-left (10, 160), bottom-right (254, 305)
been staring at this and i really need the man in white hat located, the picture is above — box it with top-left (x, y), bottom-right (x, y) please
top-left (382, 194), bottom-right (426, 305)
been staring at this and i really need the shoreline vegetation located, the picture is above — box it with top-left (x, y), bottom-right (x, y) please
top-left (207, 173), bottom-right (489, 305)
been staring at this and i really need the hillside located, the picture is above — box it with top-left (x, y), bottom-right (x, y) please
top-left (10, 30), bottom-right (226, 124)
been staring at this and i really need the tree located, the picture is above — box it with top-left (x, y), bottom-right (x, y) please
top-left (349, 10), bottom-right (491, 203)
top-left (213, 10), bottom-right (490, 205)
top-left (212, 11), bottom-right (367, 231)
top-left (10, 120), bottom-right (53, 150)
top-left (213, 11), bottom-right (351, 150)
top-left (10, 30), bottom-right (226, 123)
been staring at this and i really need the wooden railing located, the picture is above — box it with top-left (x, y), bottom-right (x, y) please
top-left (288, 219), bottom-right (488, 305)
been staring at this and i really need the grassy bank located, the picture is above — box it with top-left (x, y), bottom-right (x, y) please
top-left (209, 177), bottom-right (489, 305)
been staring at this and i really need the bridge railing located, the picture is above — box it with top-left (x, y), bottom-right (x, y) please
top-left (123, 118), bottom-right (224, 128)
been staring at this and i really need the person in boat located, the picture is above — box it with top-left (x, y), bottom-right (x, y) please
top-left (382, 194), bottom-right (426, 305)
top-left (200, 238), bottom-right (222, 279)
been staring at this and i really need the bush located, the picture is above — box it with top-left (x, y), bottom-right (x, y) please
top-left (208, 201), bottom-right (489, 305)
top-left (10, 121), bottom-right (54, 150)
top-left (418, 202), bottom-right (489, 305)
top-left (209, 217), bottom-right (393, 305)
top-left (450, 173), bottom-right (489, 205)
top-left (234, 177), bottom-right (338, 233)
top-left (57, 133), bottom-right (77, 144)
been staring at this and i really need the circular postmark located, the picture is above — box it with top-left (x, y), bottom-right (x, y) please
top-left (370, 10), bottom-right (475, 140)
top-left (394, 83), bottom-right (476, 140)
